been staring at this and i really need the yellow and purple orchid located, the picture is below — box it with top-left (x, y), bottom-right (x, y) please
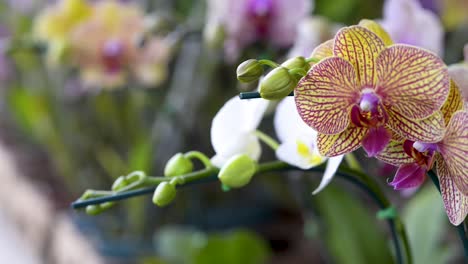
top-left (377, 82), bottom-right (467, 225)
top-left (295, 25), bottom-right (449, 158)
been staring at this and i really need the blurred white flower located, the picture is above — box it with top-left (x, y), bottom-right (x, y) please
top-left (205, 0), bottom-right (312, 61)
top-left (274, 97), bottom-right (344, 194)
top-left (210, 96), bottom-right (269, 167)
top-left (380, 0), bottom-right (444, 55)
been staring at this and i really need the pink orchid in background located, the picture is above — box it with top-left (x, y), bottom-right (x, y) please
top-left (205, 0), bottom-right (312, 61)
top-left (295, 25), bottom-right (449, 158)
top-left (380, 0), bottom-right (444, 56)
top-left (448, 44), bottom-right (468, 103)
top-left (377, 83), bottom-right (467, 225)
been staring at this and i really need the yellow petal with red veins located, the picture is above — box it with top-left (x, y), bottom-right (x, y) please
top-left (440, 80), bottom-right (464, 125)
top-left (386, 109), bottom-right (445, 142)
top-left (317, 126), bottom-right (368, 157)
top-left (438, 110), bottom-right (468, 195)
top-left (310, 39), bottom-right (333, 61)
top-left (376, 45), bottom-right (449, 120)
top-left (295, 57), bottom-right (360, 135)
top-left (436, 155), bottom-right (468, 225)
top-left (376, 139), bottom-right (414, 166)
top-left (333, 26), bottom-right (386, 88)
top-left (358, 19), bottom-right (393, 46)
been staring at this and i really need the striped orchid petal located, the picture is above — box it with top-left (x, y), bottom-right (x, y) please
top-left (440, 80), bottom-right (464, 125)
top-left (375, 45), bottom-right (449, 120)
top-left (376, 139), bottom-right (414, 166)
top-left (436, 155), bottom-right (468, 225)
top-left (310, 39), bottom-right (333, 61)
top-left (438, 111), bottom-right (468, 195)
top-left (386, 108), bottom-right (445, 142)
top-left (295, 57), bottom-right (360, 135)
top-left (333, 26), bottom-right (386, 87)
top-left (317, 126), bottom-right (368, 156)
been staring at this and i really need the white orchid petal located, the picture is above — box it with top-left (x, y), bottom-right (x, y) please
top-left (274, 97), bottom-right (317, 143)
top-left (276, 138), bottom-right (324, 170)
top-left (211, 134), bottom-right (261, 168)
top-left (211, 96), bottom-right (268, 155)
top-left (276, 141), bottom-right (312, 169)
top-left (312, 155), bottom-right (344, 195)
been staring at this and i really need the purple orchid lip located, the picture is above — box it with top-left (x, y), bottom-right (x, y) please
top-left (247, 0), bottom-right (275, 37)
top-left (102, 40), bottom-right (125, 73)
top-left (412, 142), bottom-right (439, 153)
top-left (359, 88), bottom-right (380, 114)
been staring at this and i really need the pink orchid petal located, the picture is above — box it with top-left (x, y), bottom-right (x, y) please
top-left (375, 44), bottom-right (449, 120)
top-left (438, 110), bottom-right (468, 195)
top-left (390, 163), bottom-right (427, 190)
top-left (362, 126), bottom-right (391, 157)
top-left (295, 57), bottom-right (360, 135)
top-left (333, 26), bottom-right (386, 87)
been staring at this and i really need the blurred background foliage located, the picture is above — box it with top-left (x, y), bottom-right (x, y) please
top-left (0, 0), bottom-right (466, 263)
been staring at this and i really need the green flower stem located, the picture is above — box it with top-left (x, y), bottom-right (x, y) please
top-left (258, 59), bottom-right (279, 68)
top-left (72, 161), bottom-right (410, 264)
top-left (305, 57), bottom-right (320, 64)
top-left (254, 130), bottom-right (280, 151)
top-left (427, 170), bottom-right (468, 260)
top-left (184, 151), bottom-right (213, 168)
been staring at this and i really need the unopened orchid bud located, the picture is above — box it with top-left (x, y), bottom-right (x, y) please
top-left (164, 153), bottom-right (194, 177)
top-left (259, 67), bottom-right (297, 100)
top-left (282, 56), bottom-right (310, 72)
top-left (237, 59), bottom-right (264, 83)
top-left (218, 154), bottom-right (256, 188)
top-left (152, 182), bottom-right (177, 207)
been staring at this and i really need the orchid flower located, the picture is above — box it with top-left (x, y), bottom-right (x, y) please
top-left (210, 96), bottom-right (269, 168)
top-left (295, 25), bottom-right (449, 158)
top-left (69, 0), bottom-right (145, 88)
top-left (274, 97), bottom-right (344, 194)
top-left (380, 0), bottom-right (444, 56)
top-left (377, 82), bottom-right (467, 225)
top-left (205, 0), bottom-right (312, 61)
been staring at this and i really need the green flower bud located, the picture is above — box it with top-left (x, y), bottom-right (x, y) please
top-left (259, 67), bottom-right (297, 100)
top-left (281, 56), bottom-right (310, 72)
top-left (86, 205), bottom-right (102, 216)
top-left (237, 59), bottom-right (264, 83)
top-left (218, 154), bottom-right (257, 188)
top-left (153, 182), bottom-right (177, 207)
top-left (164, 153), bottom-right (194, 177)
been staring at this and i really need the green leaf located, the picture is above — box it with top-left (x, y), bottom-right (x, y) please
top-left (194, 230), bottom-right (270, 264)
top-left (402, 186), bottom-right (455, 264)
top-left (314, 185), bottom-right (393, 264)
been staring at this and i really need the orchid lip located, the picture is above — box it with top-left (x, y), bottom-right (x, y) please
top-left (413, 142), bottom-right (439, 153)
top-left (359, 88), bottom-right (380, 113)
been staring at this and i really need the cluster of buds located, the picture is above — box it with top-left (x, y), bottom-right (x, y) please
top-left (237, 56), bottom-right (313, 100)
top-left (34, 0), bottom-right (173, 89)
top-left (237, 20), bottom-right (468, 226)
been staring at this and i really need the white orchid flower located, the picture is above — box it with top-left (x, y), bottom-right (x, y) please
top-left (274, 97), bottom-right (344, 194)
top-left (210, 96), bottom-right (269, 167)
